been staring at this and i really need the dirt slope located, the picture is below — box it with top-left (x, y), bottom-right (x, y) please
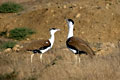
top-left (0, 0), bottom-right (120, 80)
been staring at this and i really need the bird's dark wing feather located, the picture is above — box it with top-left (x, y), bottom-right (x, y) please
top-left (68, 37), bottom-right (95, 56)
top-left (22, 40), bottom-right (51, 51)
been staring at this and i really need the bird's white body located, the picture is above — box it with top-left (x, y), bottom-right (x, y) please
top-left (67, 22), bottom-right (74, 39)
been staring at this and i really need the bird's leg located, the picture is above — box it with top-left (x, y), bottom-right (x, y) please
top-left (75, 55), bottom-right (78, 64)
top-left (40, 54), bottom-right (43, 63)
top-left (31, 54), bottom-right (34, 63)
top-left (78, 56), bottom-right (81, 63)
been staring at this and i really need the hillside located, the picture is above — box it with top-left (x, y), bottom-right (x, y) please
top-left (0, 0), bottom-right (120, 80)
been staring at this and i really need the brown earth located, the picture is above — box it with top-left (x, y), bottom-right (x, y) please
top-left (0, 0), bottom-right (120, 80)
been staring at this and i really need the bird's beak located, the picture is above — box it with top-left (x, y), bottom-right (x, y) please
top-left (57, 29), bottom-right (60, 31)
top-left (66, 19), bottom-right (68, 22)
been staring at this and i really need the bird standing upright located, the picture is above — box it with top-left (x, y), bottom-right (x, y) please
top-left (21, 28), bottom-right (60, 63)
top-left (66, 19), bottom-right (95, 63)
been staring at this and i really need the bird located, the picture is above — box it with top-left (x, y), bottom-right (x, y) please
top-left (66, 19), bottom-right (95, 63)
top-left (21, 28), bottom-right (60, 63)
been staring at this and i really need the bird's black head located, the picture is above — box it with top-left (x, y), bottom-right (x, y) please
top-left (49, 28), bottom-right (60, 34)
top-left (67, 19), bottom-right (74, 24)
top-left (49, 28), bottom-right (56, 31)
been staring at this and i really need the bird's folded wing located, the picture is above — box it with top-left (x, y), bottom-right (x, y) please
top-left (68, 37), bottom-right (95, 55)
top-left (22, 40), bottom-right (50, 50)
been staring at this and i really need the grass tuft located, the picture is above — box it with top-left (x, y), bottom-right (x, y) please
top-left (0, 2), bottom-right (23, 13)
top-left (0, 71), bottom-right (18, 80)
top-left (9, 27), bottom-right (35, 40)
top-left (0, 41), bottom-right (17, 51)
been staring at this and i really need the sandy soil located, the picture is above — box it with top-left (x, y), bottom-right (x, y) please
top-left (0, 0), bottom-right (120, 80)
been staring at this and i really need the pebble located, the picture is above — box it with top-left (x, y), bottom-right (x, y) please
top-left (80, 7), bottom-right (83, 9)
top-left (81, 31), bottom-right (84, 34)
top-left (76, 13), bottom-right (81, 18)
top-left (59, 40), bottom-right (63, 42)
top-left (51, 10), bottom-right (54, 13)
top-left (63, 5), bottom-right (67, 9)
top-left (15, 44), bottom-right (21, 48)
top-left (4, 48), bottom-right (12, 53)
top-left (106, 4), bottom-right (110, 9)
top-left (26, 38), bottom-right (30, 41)
top-left (12, 44), bottom-right (21, 51)
top-left (73, 4), bottom-right (77, 7)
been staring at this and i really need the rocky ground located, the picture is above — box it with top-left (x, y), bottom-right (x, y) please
top-left (0, 0), bottom-right (120, 80)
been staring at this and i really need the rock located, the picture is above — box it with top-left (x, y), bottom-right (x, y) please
top-left (12, 47), bottom-right (19, 51)
top-left (15, 44), bottom-right (21, 48)
top-left (13, 19), bottom-right (17, 23)
top-left (79, 7), bottom-right (83, 9)
top-left (51, 10), bottom-right (54, 13)
top-left (76, 13), bottom-right (81, 18)
top-left (59, 40), bottom-right (63, 42)
top-left (45, 20), bottom-right (49, 23)
top-left (4, 48), bottom-right (12, 53)
top-left (26, 38), bottom-right (30, 41)
top-left (47, 3), bottom-right (51, 6)
top-left (106, 4), bottom-right (110, 9)
top-left (73, 4), bottom-right (77, 7)
top-left (112, 13), bottom-right (114, 16)
top-left (63, 5), bottom-right (67, 9)
top-left (12, 44), bottom-right (21, 51)
top-left (81, 31), bottom-right (84, 34)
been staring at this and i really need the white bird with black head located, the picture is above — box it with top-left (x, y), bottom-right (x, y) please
top-left (21, 28), bottom-right (60, 63)
top-left (66, 19), bottom-right (95, 63)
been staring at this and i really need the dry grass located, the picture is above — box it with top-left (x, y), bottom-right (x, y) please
top-left (0, 47), bottom-right (120, 80)
top-left (0, 0), bottom-right (120, 80)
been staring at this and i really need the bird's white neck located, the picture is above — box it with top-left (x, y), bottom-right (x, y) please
top-left (49, 33), bottom-right (55, 47)
top-left (67, 24), bottom-right (74, 39)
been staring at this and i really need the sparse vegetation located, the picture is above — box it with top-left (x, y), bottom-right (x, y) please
top-left (0, 2), bottom-right (23, 13)
top-left (0, 71), bottom-right (18, 80)
top-left (0, 31), bottom-right (7, 36)
top-left (0, 41), bottom-right (17, 51)
top-left (9, 27), bottom-right (35, 40)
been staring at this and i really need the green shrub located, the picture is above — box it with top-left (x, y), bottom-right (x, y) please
top-left (0, 41), bottom-right (17, 51)
top-left (0, 2), bottom-right (23, 13)
top-left (9, 27), bottom-right (35, 40)
top-left (0, 31), bottom-right (7, 36)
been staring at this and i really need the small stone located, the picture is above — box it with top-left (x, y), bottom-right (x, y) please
top-left (73, 4), bottom-right (77, 7)
top-left (51, 10), bottom-right (54, 13)
top-left (106, 4), bottom-right (110, 9)
top-left (59, 40), bottom-right (63, 42)
top-left (81, 31), bottom-right (84, 34)
top-left (76, 13), bottom-right (81, 18)
top-left (46, 21), bottom-right (49, 23)
top-left (12, 44), bottom-right (21, 51)
top-left (112, 13), bottom-right (114, 16)
top-left (63, 5), bottom-right (67, 9)
top-left (79, 7), bottom-right (83, 9)
top-left (47, 3), bottom-right (51, 6)
top-left (4, 48), bottom-right (12, 53)
top-left (14, 44), bottom-right (21, 48)
top-left (13, 20), bottom-right (17, 23)
top-left (26, 38), bottom-right (30, 41)
top-left (12, 47), bottom-right (19, 51)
